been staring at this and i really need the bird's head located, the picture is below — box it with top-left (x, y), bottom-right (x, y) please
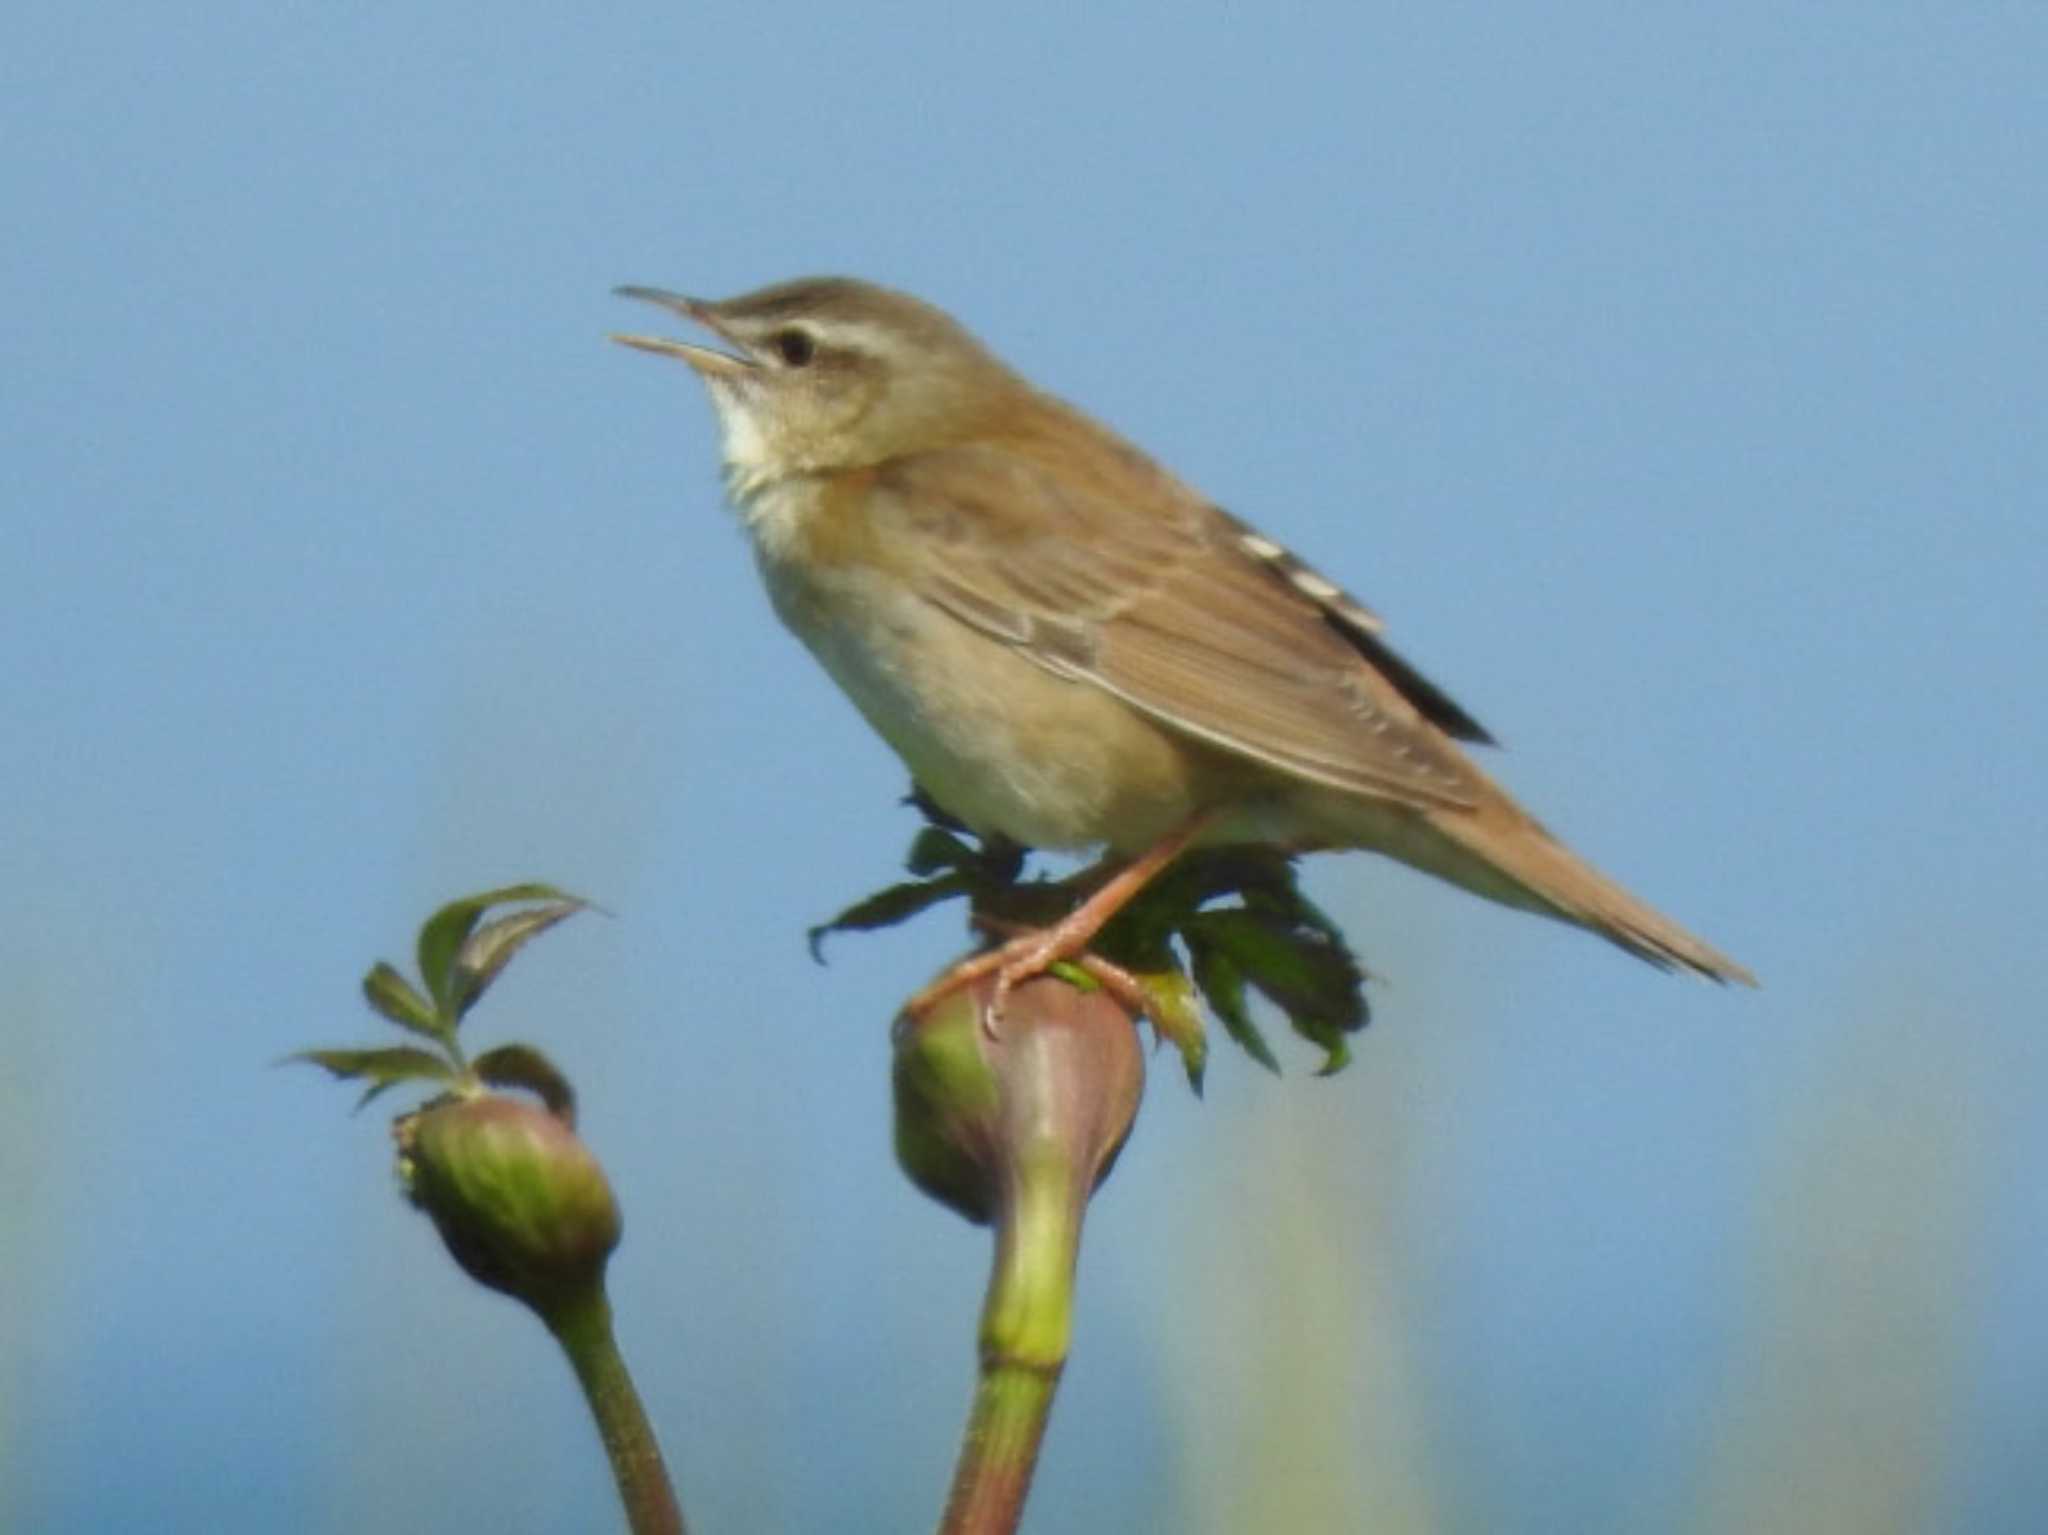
top-left (612, 277), bottom-right (1021, 483)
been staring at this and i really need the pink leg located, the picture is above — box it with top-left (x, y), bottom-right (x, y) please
top-left (905, 811), bottom-right (1213, 1031)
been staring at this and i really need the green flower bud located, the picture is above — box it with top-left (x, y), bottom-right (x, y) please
top-left (893, 976), bottom-right (1144, 1226)
top-left (396, 1093), bottom-right (621, 1313)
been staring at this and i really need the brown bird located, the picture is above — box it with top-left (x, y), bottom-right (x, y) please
top-left (612, 277), bottom-right (1753, 1009)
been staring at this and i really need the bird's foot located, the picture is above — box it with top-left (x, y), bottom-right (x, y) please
top-left (903, 921), bottom-right (1154, 1036)
top-left (900, 925), bottom-right (1062, 1035)
top-left (904, 812), bottom-right (1215, 1035)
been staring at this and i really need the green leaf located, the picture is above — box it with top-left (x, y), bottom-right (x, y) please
top-left (415, 883), bottom-right (579, 1017)
top-left (1254, 927), bottom-right (1368, 1040)
top-left (471, 1043), bottom-right (578, 1126)
top-left (361, 961), bottom-right (442, 1040)
top-left (1100, 846), bottom-right (1299, 961)
top-left (904, 826), bottom-right (978, 878)
top-left (1183, 927), bottom-right (1280, 1075)
top-left (902, 781), bottom-right (973, 835)
top-left (808, 873), bottom-right (972, 962)
top-left (1045, 959), bottom-right (1099, 992)
top-left (1184, 908), bottom-right (1367, 1074)
top-left (1132, 968), bottom-right (1208, 1094)
top-left (1150, 847), bottom-right (1298, 917)
top-left (1307, 1030), bottom-right (1353, 1078)
top-left (902, 788), bottom-right (1028, 874)
top-left (290, 1045), bottom-right (457, 1111)
top-left (1272, 884), bottom-right (1349, 949)
top-left (452, 898), bottom-right (587, 1018)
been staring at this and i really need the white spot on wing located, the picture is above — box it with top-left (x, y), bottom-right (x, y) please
top-left (1239, 532), bottom-right (1287, 561)
top-left (1290, 570), bottom-right (1341, 601)
top-left (1231, 519), bottom-right (1387, 632)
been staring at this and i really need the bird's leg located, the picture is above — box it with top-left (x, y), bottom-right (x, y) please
top-left (967, 915), bottom-right (1158, 1024)
top-left (905, 811), bottom-right (1215, 1033)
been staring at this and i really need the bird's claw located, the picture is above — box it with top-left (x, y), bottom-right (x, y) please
top-left (905, 927), bottom-right (1154, 1041)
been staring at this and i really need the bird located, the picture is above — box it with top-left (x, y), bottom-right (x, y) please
top-left (610, 276), bottom-right (1753, 1010)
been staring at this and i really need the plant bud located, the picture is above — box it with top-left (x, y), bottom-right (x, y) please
top-left (396, 1093), bottom-right (621, 1312)
top-left (893, 977), bottom-right (1144, 1225)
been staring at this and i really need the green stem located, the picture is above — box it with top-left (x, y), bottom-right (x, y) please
top-left (937, 1152), bottom-right (1082, 1535)
top-left (939, 1362), bottom-right (1060, 1535)
top-left (545, 1285), bottom-right (686, 1535)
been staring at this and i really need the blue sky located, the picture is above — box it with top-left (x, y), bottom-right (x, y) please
top-left (5, 5), bottom-right (2045, 1531)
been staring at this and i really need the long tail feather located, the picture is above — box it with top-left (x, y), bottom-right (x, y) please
top-left (1429, 807), bottom-right (1756, 984)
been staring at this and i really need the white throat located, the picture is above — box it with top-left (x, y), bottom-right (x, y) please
top-left (705, 387), bottom-right (776, 497)
top-left (702, 388), bottom-right (814, 560)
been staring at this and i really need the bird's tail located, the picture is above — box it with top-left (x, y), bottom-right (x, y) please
top-left (1422, 802), bottom-right (1756, 984)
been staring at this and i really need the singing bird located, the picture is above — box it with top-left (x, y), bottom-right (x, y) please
top-left (612, 278), bottom-right (1753, 1001)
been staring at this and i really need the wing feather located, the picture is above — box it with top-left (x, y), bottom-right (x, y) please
top-left (872, 426), bottom-right (1483, 812)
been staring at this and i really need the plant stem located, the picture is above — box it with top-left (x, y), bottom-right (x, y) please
top-left (937, 1152), bottom-right (1082, 1534)
top-left (546, 1285), bottom-right (686, 1535)
top-left (939, 1361), bottom-right (1060, 1535)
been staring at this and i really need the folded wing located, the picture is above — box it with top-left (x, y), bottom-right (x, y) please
top-left (871, 433), bottom-right (1485, 813)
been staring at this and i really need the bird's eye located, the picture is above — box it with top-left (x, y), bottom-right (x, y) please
top-left (772, 329), bottom-right (816, 367)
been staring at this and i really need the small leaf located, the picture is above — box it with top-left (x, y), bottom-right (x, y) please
top-left (290, 1045), bottom-right (457, 1111)
top-left (1131, 968), bottom-right (1208, 1094)
top-left (1273, 884), bottom-right (1349, 949)
top-left (1183, 927), bottom-right (1280, 1075)
top-left (808, 873), bottom-right (972, 961)
top-left (361, 961), bottom-right (442, 1040)
top-left (1249, 928), bottom-right (1368, 1040)
top-left (472, 1043), bottom-right (577, 1126)
top-left (1095, 890), bottom-right (1188, 977)
top-left (1152, 847), bottom-right (1298, 916)
top-left (1046, 959), bottom-right (1099, 992)
top-left (293, 1044), bottom-right (453, 1081)
top-left (1184, 908), bottom-right (1367, 1073)
top-left (1308, 1030), bottom-right (1353, 1078)
top-left (452, 899), bottom-right (587, 1018)
top-left (902, 782), bottom-right (973, 835)
top-left (354, 1076), bottom-right (422, 1112)
top-left (904, 826), bottom-right (979, 878)
top-left (416, 883), bottom-right (579, 1016)
top-left (1102, 846), bottom-right (1298, 960)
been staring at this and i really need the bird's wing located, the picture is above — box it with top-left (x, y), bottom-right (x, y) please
top-left (870, 434), bottom-right (1485, 812)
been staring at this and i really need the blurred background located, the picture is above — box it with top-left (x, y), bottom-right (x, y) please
top-left (4, 4), bottom-right (2043, 1531)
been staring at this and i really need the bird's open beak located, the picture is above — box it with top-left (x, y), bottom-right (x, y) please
top-left (608, 286), bottom-right (757, 376)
